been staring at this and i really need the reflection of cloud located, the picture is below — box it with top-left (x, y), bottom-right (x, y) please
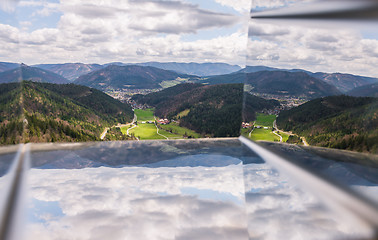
top-left (243, 163), bottom-right (373, 240)
top-left (26, 163), bottom-right (247, 240)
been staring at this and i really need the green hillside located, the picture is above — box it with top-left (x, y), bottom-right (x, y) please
top-left (0, 81), bottom-right (134, 144)
top-left (277, 95), bottom-right (378, 153)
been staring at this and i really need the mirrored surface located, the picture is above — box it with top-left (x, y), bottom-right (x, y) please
top-left (25, 140), bottom-right (253, 240)
top-left (20, 139), bottom-right (378, 240)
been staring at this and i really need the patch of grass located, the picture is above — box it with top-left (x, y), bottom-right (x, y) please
top-left (249, 128), bottom-right (280, 142)
top-left (120, 125), bottom-right (133, 135)
top-left (129, 123), bottom-right (166, 140)
top-left (255, 113), bottom-right (276, 127)
top-left (159, 122), bottom-right (201, 138)
top-left (176, 109), bottom-right (190, 118)
top-left (135, 109), bottom-right (155, 121)
top-left (277, 131), bottom-right (290, 142)
top-left (159, 78), bottom-right (190, 88)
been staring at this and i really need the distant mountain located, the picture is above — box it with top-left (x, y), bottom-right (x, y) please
top-left (237, 65), bottom-right (280, 73)
top-left (34, 63), bottom-right (103, 81)
top-left (0, 81), bottom-right (133, 144)
top-left (74, 65), bottom-right (197, 90)
top-left (310, 72), bottom-right (378, 93)
top-left (0, 64), bottom-right (69, 84)
top-left (205, 70), bottom-right (341, 99)
top-left (135, 62), bottom-right (241, 76)
top-left (0, 62), bottom-right (19, 72)
top-left (246, 71), bottom-right (341, 99)
top-left (346, 83), bottom-right (378, 97)
top-left (240, 66), bottom-right (378, 93)
top-left (277, 95), bottom-right (378, 153)
top-left (132, 83), bottom-right (280, 137)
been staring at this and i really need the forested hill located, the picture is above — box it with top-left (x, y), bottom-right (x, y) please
top-left (74, 65), bottom-right (198, 90)
top-left (204, 70), bottom-right (341, 99)
top-left (0, 81), bottom-right (133, 144)
top-left (0, 64), bottom-right (69, 84)
top-left (132, 83), bottom-right (280, 137)
top-left (277, 95), bottom-right (378, 153)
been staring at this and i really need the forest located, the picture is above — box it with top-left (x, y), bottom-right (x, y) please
top-left (0, 81), bottom-right (134, 144)
top-left (277, 95), bottom-right (378, 153)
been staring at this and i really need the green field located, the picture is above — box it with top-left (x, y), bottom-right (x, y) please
top-left (159, 78), bottom-right (190, 88)
top-left (127, 109), bottom-right (201, 140)
top-left (250, 128), bottom-right (280, 142)
top-left (255, 113), bottom-right (276, 127)
top-left (129, 123), bottom-right (165, 140)
top-left (134, 109), bottom-right (154, 121)
top-left (248, 113), bottom-right (280, 142)
top-left (159, 122), bottom-right (201, 138)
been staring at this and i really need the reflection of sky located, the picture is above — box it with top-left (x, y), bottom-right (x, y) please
top-left (243, 163), bottom-right (374, 240)
top-left (25, 159), bottom-right (248, 240)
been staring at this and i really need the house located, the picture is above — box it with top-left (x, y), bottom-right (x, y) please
top-left (158, 119), bottom-right (170, 125)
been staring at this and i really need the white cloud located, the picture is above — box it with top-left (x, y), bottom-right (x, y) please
top-left (247, 21), bottom-right (378, 77)
top-left (214, 0), bottom-right (251, 12)
top-left (0, 0), bottom-right (19, 12)
top-left (0, 0), bottom-right (248, 65)
top-left (25, 163), bottom-right (248, 240)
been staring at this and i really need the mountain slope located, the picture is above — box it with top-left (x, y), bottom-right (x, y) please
top-left (310, 72), bottom-right (378, 93)
top-left (246, 71), bottom-right (341, 99)
top-left (277, 95), bottom-right (378, 153)
top-left (0, 62), bottom-right (19, 72)
top-left (205, 70), bottom-right (342, 99)
top-left (34, 63), bottom-right (103, 81)
top-left (0, 81), bottom-right (133, 144)
top-left (136, 62), bottom-right (241, 76)
top-left (346, 83), bottom-right (378, 97)
top-left (75, 65), bottom-right (197, 90)
top-left (0, 64), bottom-right (69, 84)
top-left (133, 83), bottom-right (280, 137)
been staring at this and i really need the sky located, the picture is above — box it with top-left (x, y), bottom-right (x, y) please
top-left (0, 0), bottom-right (377, 77)
top-left (247, 0), bottom-right (378, 77)
top-left (0, 0), bottom-right (250, 66)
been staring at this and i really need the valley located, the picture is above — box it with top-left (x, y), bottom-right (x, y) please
top-left (0, 61), bottom-right (376, 153)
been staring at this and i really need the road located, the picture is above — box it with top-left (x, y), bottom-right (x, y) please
top-left (100, 114), bottom-right (139, 140)
top-left (100, 128), bottom-right (109, 140)
top-left (154, 117), bottom-right (169, 139)
top-left (272, 120), bottom-right (283, 142)
top-left (126, 114), bottom-right (139, 140)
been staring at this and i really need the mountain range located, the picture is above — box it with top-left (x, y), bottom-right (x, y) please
top-left (239, 66), bottom-right (378, 93)
top-left (0, 61), bottom-right (376, 98)
top-left (74, 65), bottom-right (198, 90)
top-left (204, 71), bottom-right (341, 99)
top-left (0, 64), bottom-right (69, 84)
top-left (34, 63), bottom-right (103, 81)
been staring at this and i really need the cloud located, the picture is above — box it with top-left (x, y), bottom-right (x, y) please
top-left (247, 21), bottom-right (378, 77)
top-left (25, 163), bottom-right (248, 240)
top-left (0, 0), bottom-right (19, 12)
top-left (0, 0), bottom-right (248, 65)
top-left (214, 0), bottom-right (251, 12)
